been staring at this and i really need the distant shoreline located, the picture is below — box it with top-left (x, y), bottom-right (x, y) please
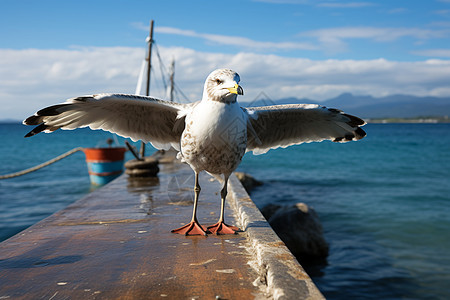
top-left (0, 120), bottom-right (22, 124)
top-left (366, 117), bottom-right (449, 123)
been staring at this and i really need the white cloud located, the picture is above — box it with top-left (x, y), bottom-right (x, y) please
top-left (252, 0), bottom-right (374, 6)
top-left (434, 9), bottom-right (450, 16)
top-left (1, 46), bottom-right (450, 120)
top-left (299, 26), bottom-right (450, 54)
top-left (154, 26), bottom-right (317, 52)
top-left (387, 8), bottom-right (408, 14)
top-left (251, 0), bottom-right (310, 4)
top-left (429, 21), bottom-right (450, 27)
top-left (317, 2), bottom-right (375, 8)
top-left (143, 24), bottom-right (450, 56)
top-left (413, 49), bottom-right (450, 57)
top-left (302, 26), bottom-right (447, 42)
top-left (0, 47), bottom-right (145, 119)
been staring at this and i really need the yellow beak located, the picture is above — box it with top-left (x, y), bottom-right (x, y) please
top-left (227, 84), bottom-right (244, 95)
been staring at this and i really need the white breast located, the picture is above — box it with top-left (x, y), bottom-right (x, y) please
top-left (180, 101), bottom-right (248, 175)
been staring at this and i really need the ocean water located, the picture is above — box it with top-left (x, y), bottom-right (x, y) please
top-left (1, 123), bottom-right (449, 299)
top-left (0, 124), bottom-right (141, 241)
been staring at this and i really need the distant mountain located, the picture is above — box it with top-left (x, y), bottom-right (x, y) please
top-left (242, 93), bottom-right (450, 118)
top-left (2, 94), bottom-right (449, 123)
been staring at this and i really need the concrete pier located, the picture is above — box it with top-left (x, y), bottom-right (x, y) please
top-left (0, 161), bottom-right (323, 299)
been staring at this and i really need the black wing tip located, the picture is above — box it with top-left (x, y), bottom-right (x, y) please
top-left (24, 123), bottom-right (48, 138)
top-left (330, 107), bottom-right (367, 142)
top-left (355, 127), bottom-right (367, 139)
top-left (345, 113), bottom-right (366, 127)
top-left (23, 104), bottom-right (69, 126)
top-left (328, 107), bottom-right (366, 127)
top-left (36, 104), bottom-right (71, 116)
top-left (23, 114), bottom-right (45, 125)
top-left (24, 131), bottom-right (35, 138)
top-left (23, 103), bottom-right (73, 137)
top-left (333, 126), bottom-right (367, 143)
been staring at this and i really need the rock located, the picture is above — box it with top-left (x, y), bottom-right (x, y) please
top-left (234, 172), bottom-right (262, 193)
top-left (261, 203), bottom-right (329, 264)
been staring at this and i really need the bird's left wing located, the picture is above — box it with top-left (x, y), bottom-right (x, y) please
top-left (244, 104), bottom-right (366, 155)
top-left (23, 93), bottom-right (194, 150)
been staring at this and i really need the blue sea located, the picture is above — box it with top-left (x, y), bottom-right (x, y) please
top-left (1, 122), bottom-right (449, 299)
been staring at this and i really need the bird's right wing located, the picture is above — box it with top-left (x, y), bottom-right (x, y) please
top-left (23, 93), bottom-right (196, 150)
top-left (244, 104), bottom-right (367, 155)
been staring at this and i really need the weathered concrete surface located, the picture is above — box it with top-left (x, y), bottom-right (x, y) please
top-left (228, 175), bottom-right (324, 300)
top-left (0, 161), bottom-right (323, 299)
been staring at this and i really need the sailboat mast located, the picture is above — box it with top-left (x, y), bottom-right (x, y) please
top-left (140, 19), bottom-right (154, 159)
top-left (145, 20), bottom-right (154, 97)
top-left (169, 59), bottom-right (175, 101)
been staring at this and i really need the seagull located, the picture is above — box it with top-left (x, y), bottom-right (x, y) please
top-left (23, 68), bottom-right (366, 236)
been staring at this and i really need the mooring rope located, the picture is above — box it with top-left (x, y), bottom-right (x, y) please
top-left (0, 147), bottom-right (84, 180)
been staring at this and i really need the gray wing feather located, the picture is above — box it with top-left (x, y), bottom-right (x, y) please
top-left (23, 93), bottom-right (193, 150)
top-left (244, 104), bottom-right (366, 155)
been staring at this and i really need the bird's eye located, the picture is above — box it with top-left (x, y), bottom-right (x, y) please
top-left (215, 79), bottom-right (222, 84)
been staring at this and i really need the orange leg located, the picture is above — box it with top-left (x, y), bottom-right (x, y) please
top-left (207, 175), bottom-right (240, 235)
top-left (171, 172), bottom-right (208, 236)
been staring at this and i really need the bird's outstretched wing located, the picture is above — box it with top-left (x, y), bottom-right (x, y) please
top-left (244, 104), bottom-right (366, 155)
top-left (23, 93), bottom-right (193, 150)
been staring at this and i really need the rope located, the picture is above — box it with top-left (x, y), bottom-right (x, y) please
top-left (173, 82), bottom-right (191, 103)
top-left (0, 147), bottom-right (84, 180)
top-left (154, 43), bottom-right (169, 91)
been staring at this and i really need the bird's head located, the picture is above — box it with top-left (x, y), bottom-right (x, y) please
top-left (202, 68), bottom-right (244, 103)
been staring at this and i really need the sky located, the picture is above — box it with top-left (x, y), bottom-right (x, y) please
top-left (1, 0), bottom-right (450, 120)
